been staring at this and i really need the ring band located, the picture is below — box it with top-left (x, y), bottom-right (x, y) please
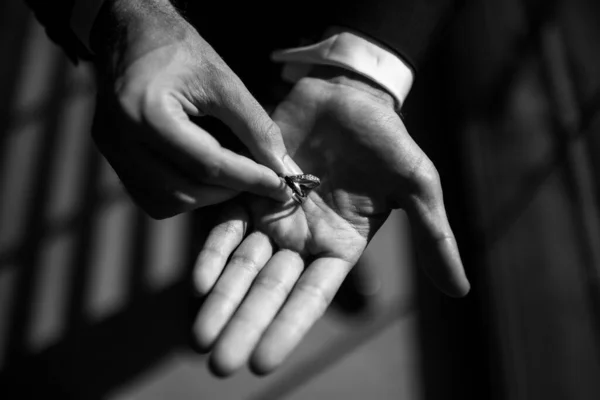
top-left (281, 173), bottom-right (321, 204)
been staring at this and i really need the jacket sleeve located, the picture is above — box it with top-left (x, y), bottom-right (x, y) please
top-left (327, 0), bottom-right (462, 71)
top-left (23, 0), bottom-right (92, 62)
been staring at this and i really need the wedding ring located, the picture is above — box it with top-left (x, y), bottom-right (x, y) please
top-left (281, 173), bottom-right (321, 204)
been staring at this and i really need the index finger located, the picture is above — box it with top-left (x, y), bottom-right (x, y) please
top-left (250, 257), bottom-right (352, 375)
top-left (210, 75), bottom-right (292, 176)
top-left (145, 95), bottom-right (290, 202)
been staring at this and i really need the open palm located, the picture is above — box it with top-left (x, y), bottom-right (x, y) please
top-left (192, 69), bottom-right (470, 376)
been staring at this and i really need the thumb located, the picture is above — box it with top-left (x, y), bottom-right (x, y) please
top-left (402, 163), bottom-right (470, 297)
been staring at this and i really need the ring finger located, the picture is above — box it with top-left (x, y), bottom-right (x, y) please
top-left (209, 249), bottom-right (305, 376)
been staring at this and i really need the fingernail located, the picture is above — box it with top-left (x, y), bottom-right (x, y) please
top-left (274, 176), bottom-right (294, 202)
top-left (282, 153), bottom-right (303, 175)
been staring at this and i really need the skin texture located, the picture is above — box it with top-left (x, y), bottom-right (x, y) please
top-left (89, 0), bottom-right (467, 378)
top-left (91, 0), bottom-right (293, 219)
top-left (192, 68), bottom-right (470, 377)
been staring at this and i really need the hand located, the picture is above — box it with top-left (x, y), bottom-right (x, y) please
top-left (192, 66), bottom-right (470, 376)
top-left (90, 0), bottom-right (291, 219)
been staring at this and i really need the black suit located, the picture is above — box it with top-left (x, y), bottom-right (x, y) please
top-left (24, 0), bottom-right (461, 72)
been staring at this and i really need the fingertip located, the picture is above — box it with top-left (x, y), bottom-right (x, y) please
top-left (208, 355), bottom-right (233, 378)
top-left (243, 167), bottom-right (289, 203)
top-left (441, 276), bottom-right (471, 298)
top-left (262, 153), bottom-right (303, 203)
top-left (188, 328), bottom-right (212, 354)
top-left (249, 346), bottom-right (281, 376)
top-left (439, 238), bottom-right (470, 298)
top-left (208, 346), bottom-right (243, 378)
top-left (428, 272), bottom-right (469, 298)
top-left (269, 176), bottom-right (294, 203)
top-left (419, 236), bottom-right (470, 298)
top-left (191, 306), bottom-right (216, 349)
top-left (249, 358), bottom-right (276, 376)
top-left (281, 153), bottom-right (303, 175)
top-left (455, 271), bottom-right (471, 297)
top-left (193, 256), bottom-right (218, 296)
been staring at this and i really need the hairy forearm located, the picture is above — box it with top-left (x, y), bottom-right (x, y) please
top-left (91, 1), bottom-right (187, 58)
top-left (90, 0), bottom-right (194, 76)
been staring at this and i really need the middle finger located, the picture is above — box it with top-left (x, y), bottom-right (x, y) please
top-left (209, 249), bottom-right (304, 376)
top-left (193, 231), bottom-right (274, 350)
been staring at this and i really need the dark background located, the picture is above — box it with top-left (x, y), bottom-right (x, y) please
top-left (1, 0), bottom-right (600, 398)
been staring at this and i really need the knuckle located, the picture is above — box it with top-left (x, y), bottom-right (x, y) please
top-left (294, 283), bottom-right (330, 315)
top-left (254, 275), bottom-right (289, 298)
top-left (258, 119), bottom-right (282, 146)
top-left (200, 246), bottom-right (226, 263)
top-left (207, 67), bottom-right (238, 103)
top-left (116, 82), bottom-right (143, 119)
top-left (229, 254), bottom-right (260, 275)
top-left (219, 220), bottom-right (241, 237)
top-left (411, 157), bottom-right (442, 196)
top-left (209, 285), bottom-right (236, 308)
top-left (115, 78), bottom-right (168, 127)
top-left (199, 157), bottom-right (222, 181)
top-left (218, 73), bottom-right (238, 95)
top-left (204, 59), bottom-right (230, 82)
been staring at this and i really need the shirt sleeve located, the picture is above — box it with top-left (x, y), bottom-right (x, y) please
top-left (271, 27), bottom-right (414, 108)
top-left (70, 0), bottom-right (106, 53)
top-left (23, 0), bottom-right (93, 62)
top-left (326, 0), bottom-right (462, 72)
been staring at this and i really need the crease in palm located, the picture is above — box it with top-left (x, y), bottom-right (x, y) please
top-left (192, 77), bottom-right (467, 376)
top-left (245, 82), bottom-right (400, 264)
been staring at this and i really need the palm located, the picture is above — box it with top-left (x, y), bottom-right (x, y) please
top-left (191, 74), bottom-right (469, 377)
top-left (248, 78), bottom-right (414, 262)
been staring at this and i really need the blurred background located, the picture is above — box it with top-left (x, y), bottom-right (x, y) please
top-left (1, 0), bottom-right (600, 398)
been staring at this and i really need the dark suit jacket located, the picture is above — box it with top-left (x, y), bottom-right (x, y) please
top-left (25, 0), bottom-right (460, 72)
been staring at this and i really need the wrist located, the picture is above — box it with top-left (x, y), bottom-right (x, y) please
top-left (91, 0), bottom-right (191, 69)
top-left (307, 65), bottom-right (395, 109)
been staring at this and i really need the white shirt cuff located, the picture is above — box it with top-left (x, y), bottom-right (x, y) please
top-left (70, 0), bottom-right (106, 53)
top-left (271, 27), bottom-right (414, 108)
